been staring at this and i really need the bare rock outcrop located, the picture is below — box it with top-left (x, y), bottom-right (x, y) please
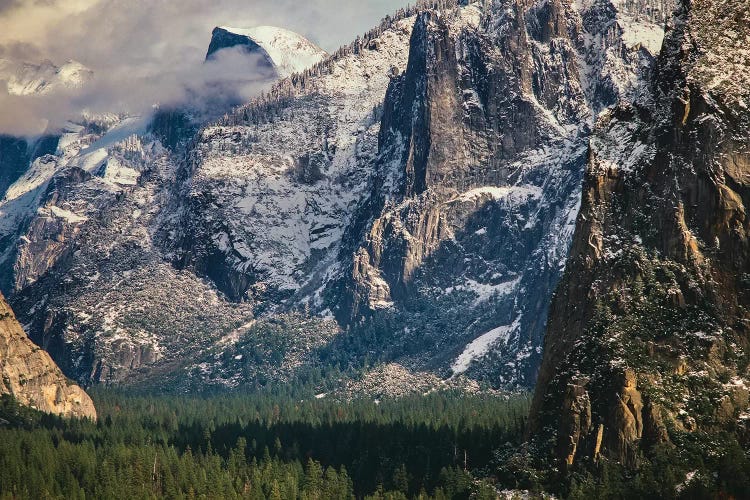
top-left (0, 292), bottom-right (96, 420)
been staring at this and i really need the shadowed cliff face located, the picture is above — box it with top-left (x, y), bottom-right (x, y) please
top-left (531, 0), bottom-right (750, 469)
top-left (206, 27), bottom-right (272, 62)
top-left (0, 292), bottom-right (96, 420)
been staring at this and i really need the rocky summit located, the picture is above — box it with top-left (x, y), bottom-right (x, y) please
top-left (205, 26), bottom-right (327, 78)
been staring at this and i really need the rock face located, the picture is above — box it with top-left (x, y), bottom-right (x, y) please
top-left (0, 292), bottom-right (96, 419)
top-left (531, 0), bottom-right (750, 468)
top-left (206, 27), bottom-right (272, 61)
top-left (328, 0), bottom-right (663, 386)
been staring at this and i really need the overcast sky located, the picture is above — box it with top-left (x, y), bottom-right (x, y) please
top-left (0, 0), bottom-right (411, 135)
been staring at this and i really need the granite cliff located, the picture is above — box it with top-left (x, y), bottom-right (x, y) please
top-left (0, 292), bottom-right (96, 419)
top-left (531, 0), bottom-right (750, 472)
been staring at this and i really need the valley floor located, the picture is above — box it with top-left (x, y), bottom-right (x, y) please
top-left (0, 390), bottom-right (528, 499)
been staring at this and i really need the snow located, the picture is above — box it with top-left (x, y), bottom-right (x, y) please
top-left (3, 114), bottom-right (142, 217)
top-left (576, 0), bottom-right (669, 56)
top-left (55, 60), bottom-right (93, 89)
top-left (78, 148), bottom-right (109, 173)
top-left (449, 2), bottom-right (483, 35)
top-left (44, 206), bottom-right (87, 224)
top-left (102, 158), bottom-right (139, 185)
top-left (3, 156), bottom-right (59, 203)
top-left (466, 277), bottom-right (520, 306)
top-left (79, 116), bottom-right (147, 156)
top-left (193, 15), bottom-right (416, 295)
top-left (220, 26), bottom-right (327, 77)
top-left (446, 277), bottom-right (521, 306)
top-left (618, 18), bottom-right (665, 54)
top-left (0, 58), bottom-right (92, 96)
top-left (455, 185), bottom-right (543, 205)
top-left (451, 317), bottom-right (522, 375)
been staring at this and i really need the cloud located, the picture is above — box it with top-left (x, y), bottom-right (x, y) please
top-left (0, 0), bottom-right (410, 136)
top-left (0, 0), bottom-right (21, 14)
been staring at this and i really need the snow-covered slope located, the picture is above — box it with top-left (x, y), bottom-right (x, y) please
top-left (174, 14), bottom-right (416, 304)
top-left (0, 59), bottom-right (92, 96)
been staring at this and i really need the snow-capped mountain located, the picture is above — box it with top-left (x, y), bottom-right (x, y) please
top-left (167, 0), bottom-right (670, 390)
top-left (0, 59), bottom-right (93, 197)
top-left (0, 59), bottom-right (92, 96)
top-left (0, 0), bottom-right (672, 393)
top-left (0, 24), bottom-right (327, 385)
top-left (207, 26), bottom-right (328, 78)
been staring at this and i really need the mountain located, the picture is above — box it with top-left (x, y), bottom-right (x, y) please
top-left (0, 24), bottom-right (330, 387)
top-left (170, 0), bottom-right (666, 390)
top-left (0, 291), bottom-right (96, 419)
top-left (0, 58), bottom-right (92, 96)
top-left (206, 26), bottom-right (327, 78)
top-left (0, 59), bottom-right (90, 198)
top-left (530, 0), bottom-right (750, 473)
top-left (0, 0), bottom-right (668, 393)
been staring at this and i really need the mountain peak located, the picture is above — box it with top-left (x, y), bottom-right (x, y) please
top-left (0, 58), bottom-right (92, 96)
top-left (206, 25), bottom-right (327, 78)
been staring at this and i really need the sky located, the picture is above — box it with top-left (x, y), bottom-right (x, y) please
top-left (0, 0), bottom-right (410, 135)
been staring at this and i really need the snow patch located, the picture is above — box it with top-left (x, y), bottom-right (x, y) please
top-left (44, 206), bottom-right (88, 224)
top-left (102, 158), bottom-right (139, 186)
top-left (455, 185), bottom-right (543, 205)
top-left (618, 18), bottom-right (664, 55)
top-left (452, 317), bottom-right (521, 375)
